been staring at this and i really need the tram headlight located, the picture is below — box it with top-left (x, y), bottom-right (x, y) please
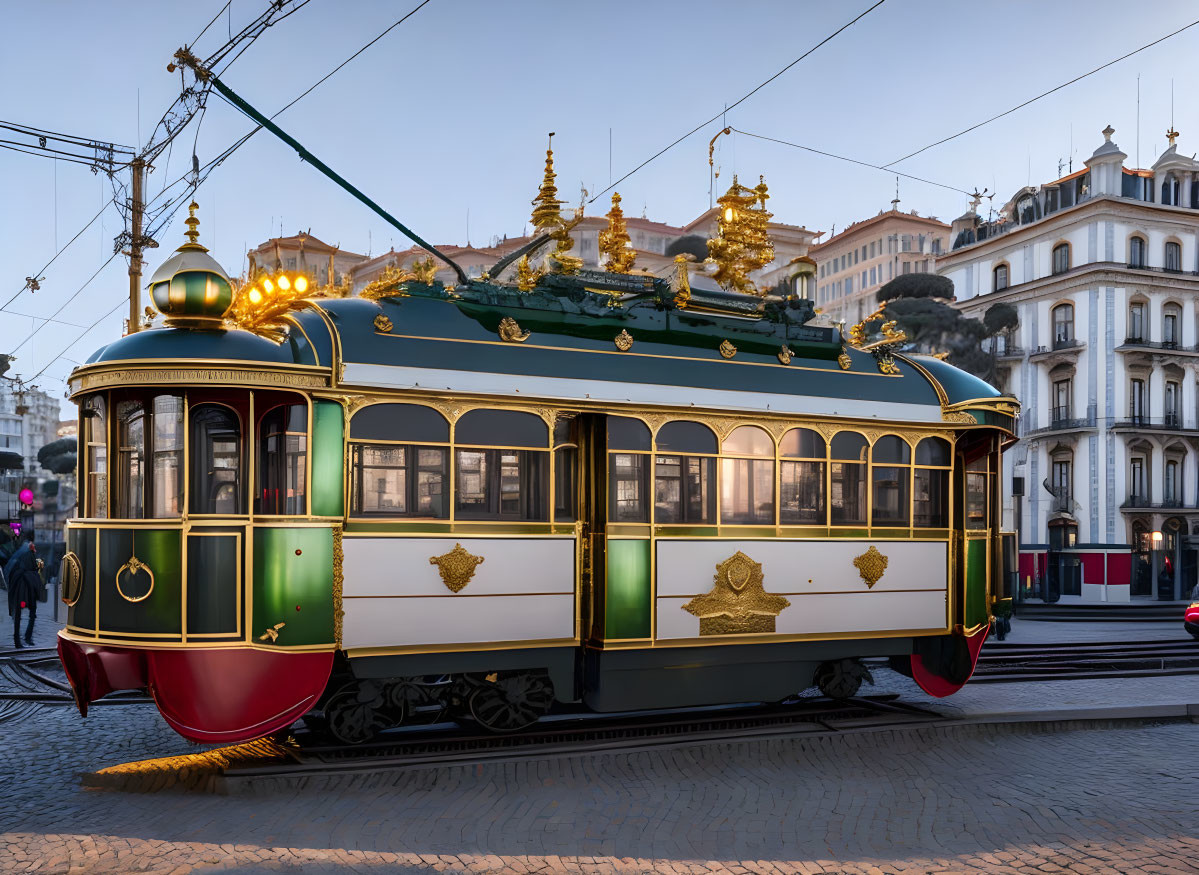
top-left (294, 275), bottom-right (308, 293)
top-left (263, 278), bottom-right (274, 293)
top-left (249, 288), bottom-right (263, 304)
top-left (278, 275), bottom-right (291, 291)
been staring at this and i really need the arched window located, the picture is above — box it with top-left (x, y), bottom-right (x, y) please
top-left (114, 394), bottom-right (183, 519)
top-left (1050, 450), bottom-right (1072, 512)
top-left (258, 403), bottom-right (308, 515)
top-left (349, 404), bottom-right (449, 518)
top-left (1129, 235), bottom-right (1147, 268)
top-left (190, 404), bottom-right (243, 515)
top-left (720, 426), bottom-right (774, 524)
top-left (1052, 243), bottom-right (1070, 275)
top-left (455, 410), bottom-right (549, 521)
top-left (780, 428), bottom-right (826, 525)
top-left (993, 263), bottom-right (1009, 292)
top-left (1128, 300), bottom-right (1146, 342)
top-left (654, 418), bottom-right (716, 525)
top-left (914, 437), bottom-right (951, 527)
top-left (82, 395), bottom-right (107, 518)
top-left (829, 432), bottom-right (867, 526)
top-left (871, 436), bottom-right (911, 527)
top-left (1052, 303), bottom-right (1074, 344)
top-left (1163, 304), bottom-right (1181, 347)
top-left (1165, 241), bottom-right (1182, 272)
top-left (608, 416), bottom-right (652, 522)
top-left (1165, 380), bottom-right (1181, 426)
top-left (1165, 457), bottom-right (1180, 504)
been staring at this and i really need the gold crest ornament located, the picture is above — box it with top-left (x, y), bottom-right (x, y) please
top-left (838, 347), bottom-right (852, 370)
top-left (683, 551), bottom-right (791, 635)
top-left (846, 301), bottom-right (908, 375)
top-left (719, 339), bottom-right (737, 359)
top-left (614, 329), bottom-right (634, 351)
top-left (410, 256), bottom-right (439, 284)
top-left (359, 263), bottom-right (414, 301)
top-left (115, 555), bottom-right (154, 603)
top-left (429, 543), bottom-right (485, 593)
top-left (373, 314), bottom-right (393, 333)
top-left (599, 192), bottom-right (636, 273)
top-left (498, 316), bottom-right (530, 343)
top-left (777, 345), bottom-right (793, 365)
top-left (853, 546), bottom-right (889, 589)
top-left (706, 174), bottom-right (775, 295)
top-left (671, 254), bottom-right (693, 309)
top-left (515, 254), bottom-right (545, 292)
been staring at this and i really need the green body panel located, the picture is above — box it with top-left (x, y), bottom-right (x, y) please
top-left (98, 528), bottom-right (182, 635)
top-left (252, 526), bottom-right (334, 647)
top-left (606, 538), bottom-right (651, 639)
top-left (311, 401), bottom-right (345, 517)
top-left (65, 526), bottom-right (97, 630)
top-left (965, 537), bottom-right (988, 629)
top-left (186, 533), bottom-right (240, 635)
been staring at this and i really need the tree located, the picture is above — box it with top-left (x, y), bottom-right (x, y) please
top-left (876, 272), bottom-right (954, 302)
top-left (37, 436), bottom-right (77, 475)
top-left (665, 235), bottom-right (709, 261)
top-left (983, 302), bottom-right (1019, 336)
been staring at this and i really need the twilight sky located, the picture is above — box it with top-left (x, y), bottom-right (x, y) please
top-left (3, 0), bottom-right (1199, 409)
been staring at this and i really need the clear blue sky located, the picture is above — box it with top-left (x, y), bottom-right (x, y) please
top-left (3, 0), bottom-right (1198, 411)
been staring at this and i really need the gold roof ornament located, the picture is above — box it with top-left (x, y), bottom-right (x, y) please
top-left (599, 193), bottom-right (636, 274)
top-left (846, 301), bottom-right (907, 375)
top-left (515, 254), bottom-right (545, 292)
top-left (707, 174), bottom-right (775, 295)
top-left (359, 263), bottom-right (414, 301)
top-left (671, 254), bottom-right (693, 309)
top-left (410, 256), bottom-right (438, 284)
top-left (182, 201), bottom-right (203, 249)
top-left (530, 133), bottom-right (564, 232)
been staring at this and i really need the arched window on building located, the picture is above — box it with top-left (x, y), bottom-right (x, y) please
top-left (1165, 241), bottom-right (1182, 272)
top-left (1052, 302), bottom-right (1074, 345)
top-left (1128, 300), bottom-right (1146, 342)
top-left (993, 263), bottom-right (1009, 292)
top-left (1052, 243), bottom-right (1071, 275)
top-left (1129, 235), bottom-right (1147, 268)
top-left (1163, 303), bottom-right (1182, 348)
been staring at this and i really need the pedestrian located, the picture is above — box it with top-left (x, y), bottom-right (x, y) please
top-left (4, 534), bottom-right (40, 648)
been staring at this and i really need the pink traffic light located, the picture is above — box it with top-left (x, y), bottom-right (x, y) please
top-left (18, 487), bottom-right (34, 506)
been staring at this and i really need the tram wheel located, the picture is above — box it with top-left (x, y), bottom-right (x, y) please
top-left (815, 659), bottom-right (873, 700)
top-left (324, 680), bottom-right (390, 745)
top-left (466, 670), bottom-right (554, 733)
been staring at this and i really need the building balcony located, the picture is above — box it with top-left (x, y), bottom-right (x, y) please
top-left (1120, 495), bottom-right (1196, 511)
top-left (1110, 415), bottom-right (1188, 433)
top-left (1028, 338), bottom-right (1084, 362)
top-left (1116, 337), bottom-right (1199, 357)
top-left (1017, 405), bottom-right (1097, 438)
top-left (1124, 262), bottom-right (1195, 277)
top-left (1049, 493), bottom-right (1074, 514)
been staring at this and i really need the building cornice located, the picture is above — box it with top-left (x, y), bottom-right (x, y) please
top-left (955, 262), bottom-right (1199, 313)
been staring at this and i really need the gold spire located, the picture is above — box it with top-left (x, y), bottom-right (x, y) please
top-left (599, 193), bottom-right (635, 273)
top-left (180, 200), bottom-right (207, 251)
top-left (707, 174), bottom-right (775, 295)
top-left (530, 133), bottom-right (563, 231)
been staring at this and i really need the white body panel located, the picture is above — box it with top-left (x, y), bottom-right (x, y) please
top-left (342, 362), bottom-right (943, 423)
top-left (341, 537), bottom-right (576, 650)
top-left (654, 539), bottom-right (948, 640)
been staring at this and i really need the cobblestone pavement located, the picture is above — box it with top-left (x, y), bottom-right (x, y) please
top-left (2, 667), bottom-right (1198, 875)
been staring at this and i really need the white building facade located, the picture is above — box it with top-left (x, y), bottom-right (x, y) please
top-left (940, 126), bottom-right (1199, 603)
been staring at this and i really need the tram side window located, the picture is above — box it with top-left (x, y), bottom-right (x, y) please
top-left (83, 395), bottom-right (108, 518)
top-left (348, 403), bottom-right (449, 519)
top-left (965, 455), bottom-right (990, 530)
top-left (780, 427), bottom-right (826, 525)
top-left (914, 437), bottom-right (951, 528)
top-left (871, 435), bottom-right (911, 527)
top-left (721, 426), bottom-right (774, 525)
top-left (258, 404), bottom-right (308, 515)
top-left (830, 432), bottom-right (868, 526)
top-left (553, 417), bottom-right (578, 523)
top-left (190, 404), bottom-right (243, 515)
top-left (654, 420), bottom-right (717, 524)
top-left (112, 394), bottom-right (183, 519)
top-left (455, 409), bottom-right (549, 521)
top-left (608, 416), bottom-right (651, 523)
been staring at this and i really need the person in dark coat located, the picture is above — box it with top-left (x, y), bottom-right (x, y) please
top-left (4, 535), bottom-right (39, 648)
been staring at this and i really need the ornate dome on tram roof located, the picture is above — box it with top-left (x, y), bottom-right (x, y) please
top-left (147, 201), bottom-right (233, 326)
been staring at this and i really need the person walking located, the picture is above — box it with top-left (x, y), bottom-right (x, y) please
top-left (4, 535), bottom-right (40, 648)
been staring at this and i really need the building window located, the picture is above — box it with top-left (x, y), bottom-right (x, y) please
top-left (1052, 303), bottom-right (1074, 344)
top-left (1165, 381), bottom-right (1180, 428)
top-left (993, 263), bottom-right (1009, 291)
top-left (1165, 459), bottom-right (1179, 504)
top-left (1051, 378), bottom-right (1072, 425)
top-left (1163, 175), bottom-right (1180, 206)
top-left (1052, 243), bottom-right (1070, 275)
top-left (1165, 241), bottom-right (1182, 272)
top-left (1130, 378), bottom-right (1147, 423)
top-left (1163, 305), bottom-right (1181, 347)
top-left (1129, 236), bottom-right (1147, 268)
top-left (1050, 456), bottom-right (1072, 511)
top-left (1130, 457), bottom-right (1146, 505)
top-left (1128, 302), bottom-right (1146, 342)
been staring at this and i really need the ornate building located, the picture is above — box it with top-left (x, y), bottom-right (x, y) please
top-left (940, 125), bottom-right (1199, 603)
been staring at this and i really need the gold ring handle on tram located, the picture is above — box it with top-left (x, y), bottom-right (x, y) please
top-left (60, 551), bottom-right (83, 607)
top-left (115, 555), bottom-right (155, 603)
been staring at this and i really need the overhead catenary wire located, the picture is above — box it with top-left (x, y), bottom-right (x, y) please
top-left (883, 16), bottom-right (1199, 168)
top-left (728, 128), bottom-right (975, 197)
top-left (7, 253), bottom-right (120, 357)
top-left (590, 0), bottom-right (887, 203)
top-left (0, 199), bottom-right (113, 312)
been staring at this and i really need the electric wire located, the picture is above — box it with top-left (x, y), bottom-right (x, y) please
top-left (883, 16), bottom-right (1199, 168)
top-left (589, 0), bottom-right (887, 203)
top-left (191, 0), bottom-right (232, 48)
top-left (729, 128), bottom-right (974, 196)
top-left (0, 121), bottom-right (134, 153)
top-left (7, 253), bottom-right (120, 357)
top-left (26, 296), bottom-right (127, 385)
top-left (0, 200), bottom-right (113, 312)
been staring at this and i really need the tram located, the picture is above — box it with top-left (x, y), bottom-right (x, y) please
top-left (56, 160), bottom-right (1018, 745)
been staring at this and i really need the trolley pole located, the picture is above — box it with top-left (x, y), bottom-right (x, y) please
top-left (127, 158), bottom-right (146, 334)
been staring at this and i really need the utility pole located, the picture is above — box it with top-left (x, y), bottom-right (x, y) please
top-left (126, 158), bottom-right (146, 334)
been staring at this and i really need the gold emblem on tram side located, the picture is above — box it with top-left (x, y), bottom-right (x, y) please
top-left (498, 317), bottom-right (530, 343)
top-left (373, 313), bottom-right (393, 333)
top-left (876, 351), bottom-right (901, 375)
top-left (683, 551), bottom-right (791, 636)
top-left (777, 345), bottom-right (793, 365)
top-left (614, 329), bottom-right (634, 351)
top-left (853, 546), bottom-right (889, 589)
top-left (59, 551), bottom-right (82, 607)
top-left (942, 410), bottom-right (977, 424)
top-left (258, 622), bottom-right (286, 642)
top-left (719, 339), bottom-right (737, 359)
top-left (838, 346), bottom-right (852, 370)
top-left (430, 543), bottom-right (486, 593)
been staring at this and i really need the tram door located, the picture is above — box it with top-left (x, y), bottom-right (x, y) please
top-left (577, 413), bottom-right (608, 643)
top-left (956, 433), bottom-right (998, 631)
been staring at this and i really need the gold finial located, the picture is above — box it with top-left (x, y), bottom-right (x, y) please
top-left (707, 175), bottom-right (774, 295)
top-left (599, 192), bottom-right (635, 273)
top-left (182, 200), bottom-right (204, 249)
top-left (1167, 127), bottom-right (1180, 147)
top-left (531, 132), bottom-right (563, 231)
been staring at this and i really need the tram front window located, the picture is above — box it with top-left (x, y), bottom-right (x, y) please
top-left (83, 395), bottom-right (108, 518)
top-left (190, 404), bottom-right (243, 515)
top-left (112, 393), bottom-right (183, 519)
top-left (258, 404), bottom-right (308, 515)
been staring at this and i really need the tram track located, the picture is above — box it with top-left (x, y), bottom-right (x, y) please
top-left (970, 638), bottom-right (1199, 683)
